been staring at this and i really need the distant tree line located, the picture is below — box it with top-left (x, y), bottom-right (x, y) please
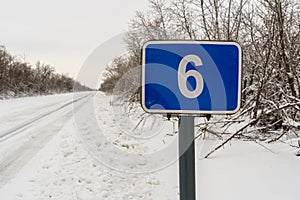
top-left (100, 0), bottom-right (300, 144)
top-left (0, 45), bottom-right (91, 99)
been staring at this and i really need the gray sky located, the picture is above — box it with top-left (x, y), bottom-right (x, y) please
top-left (0, 0), bottom-right (149, 78)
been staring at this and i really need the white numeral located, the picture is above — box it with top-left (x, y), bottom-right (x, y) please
top-left (178, 55), bottom-right (204, 98)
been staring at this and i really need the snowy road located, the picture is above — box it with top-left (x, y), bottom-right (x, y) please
top-left (0, 92), bottom-right (300, 200)
top-left (0, 92), bottom-right (91, 140)
top-left (0, 92), bottom-right (93, 187)
top-left (0, 92), bottom-right (177, 200)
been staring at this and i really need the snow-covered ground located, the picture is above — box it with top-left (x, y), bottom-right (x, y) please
top-left (0, 92), bottom-right (299, 200)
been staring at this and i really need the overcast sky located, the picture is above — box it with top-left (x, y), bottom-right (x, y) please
top-left (0, 0), bottom-right (149, 78)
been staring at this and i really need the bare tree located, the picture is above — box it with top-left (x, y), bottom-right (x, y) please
top-left (100, 0), bottom-right (300, 155)
top-left (0, 45), bottom-right (78, 98)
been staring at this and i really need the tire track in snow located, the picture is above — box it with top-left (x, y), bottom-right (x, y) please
top-left (0, 93), bottom-right (91, 141)
top-left (0, 93), bottom-right (94, 187)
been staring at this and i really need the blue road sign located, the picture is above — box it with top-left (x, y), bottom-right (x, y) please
top-left (141, 41), bottom-right (242, 114)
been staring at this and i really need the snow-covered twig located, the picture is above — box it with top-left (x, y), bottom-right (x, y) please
top-left (267, 130), bottom-right (287, 143)
top-left (195, 119), bottom-right (244, 126)
top-left (205, 102), bottom-right (300, 158)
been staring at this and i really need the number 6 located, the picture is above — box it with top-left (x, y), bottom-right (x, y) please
top-left (178, 54), bottom-right (204, 98)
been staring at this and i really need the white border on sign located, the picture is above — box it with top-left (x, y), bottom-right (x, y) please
top-left (141, 40), bottom-right (242, 115)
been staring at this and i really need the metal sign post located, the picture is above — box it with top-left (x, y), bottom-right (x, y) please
top-left (179, 116), bottom-right (195, 200)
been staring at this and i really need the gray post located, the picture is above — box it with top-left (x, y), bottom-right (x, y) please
top-left (179, 116), bottom-right (196, 200)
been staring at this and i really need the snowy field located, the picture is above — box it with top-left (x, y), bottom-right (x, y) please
top-left (0, 92), bottom-right (299, 200)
